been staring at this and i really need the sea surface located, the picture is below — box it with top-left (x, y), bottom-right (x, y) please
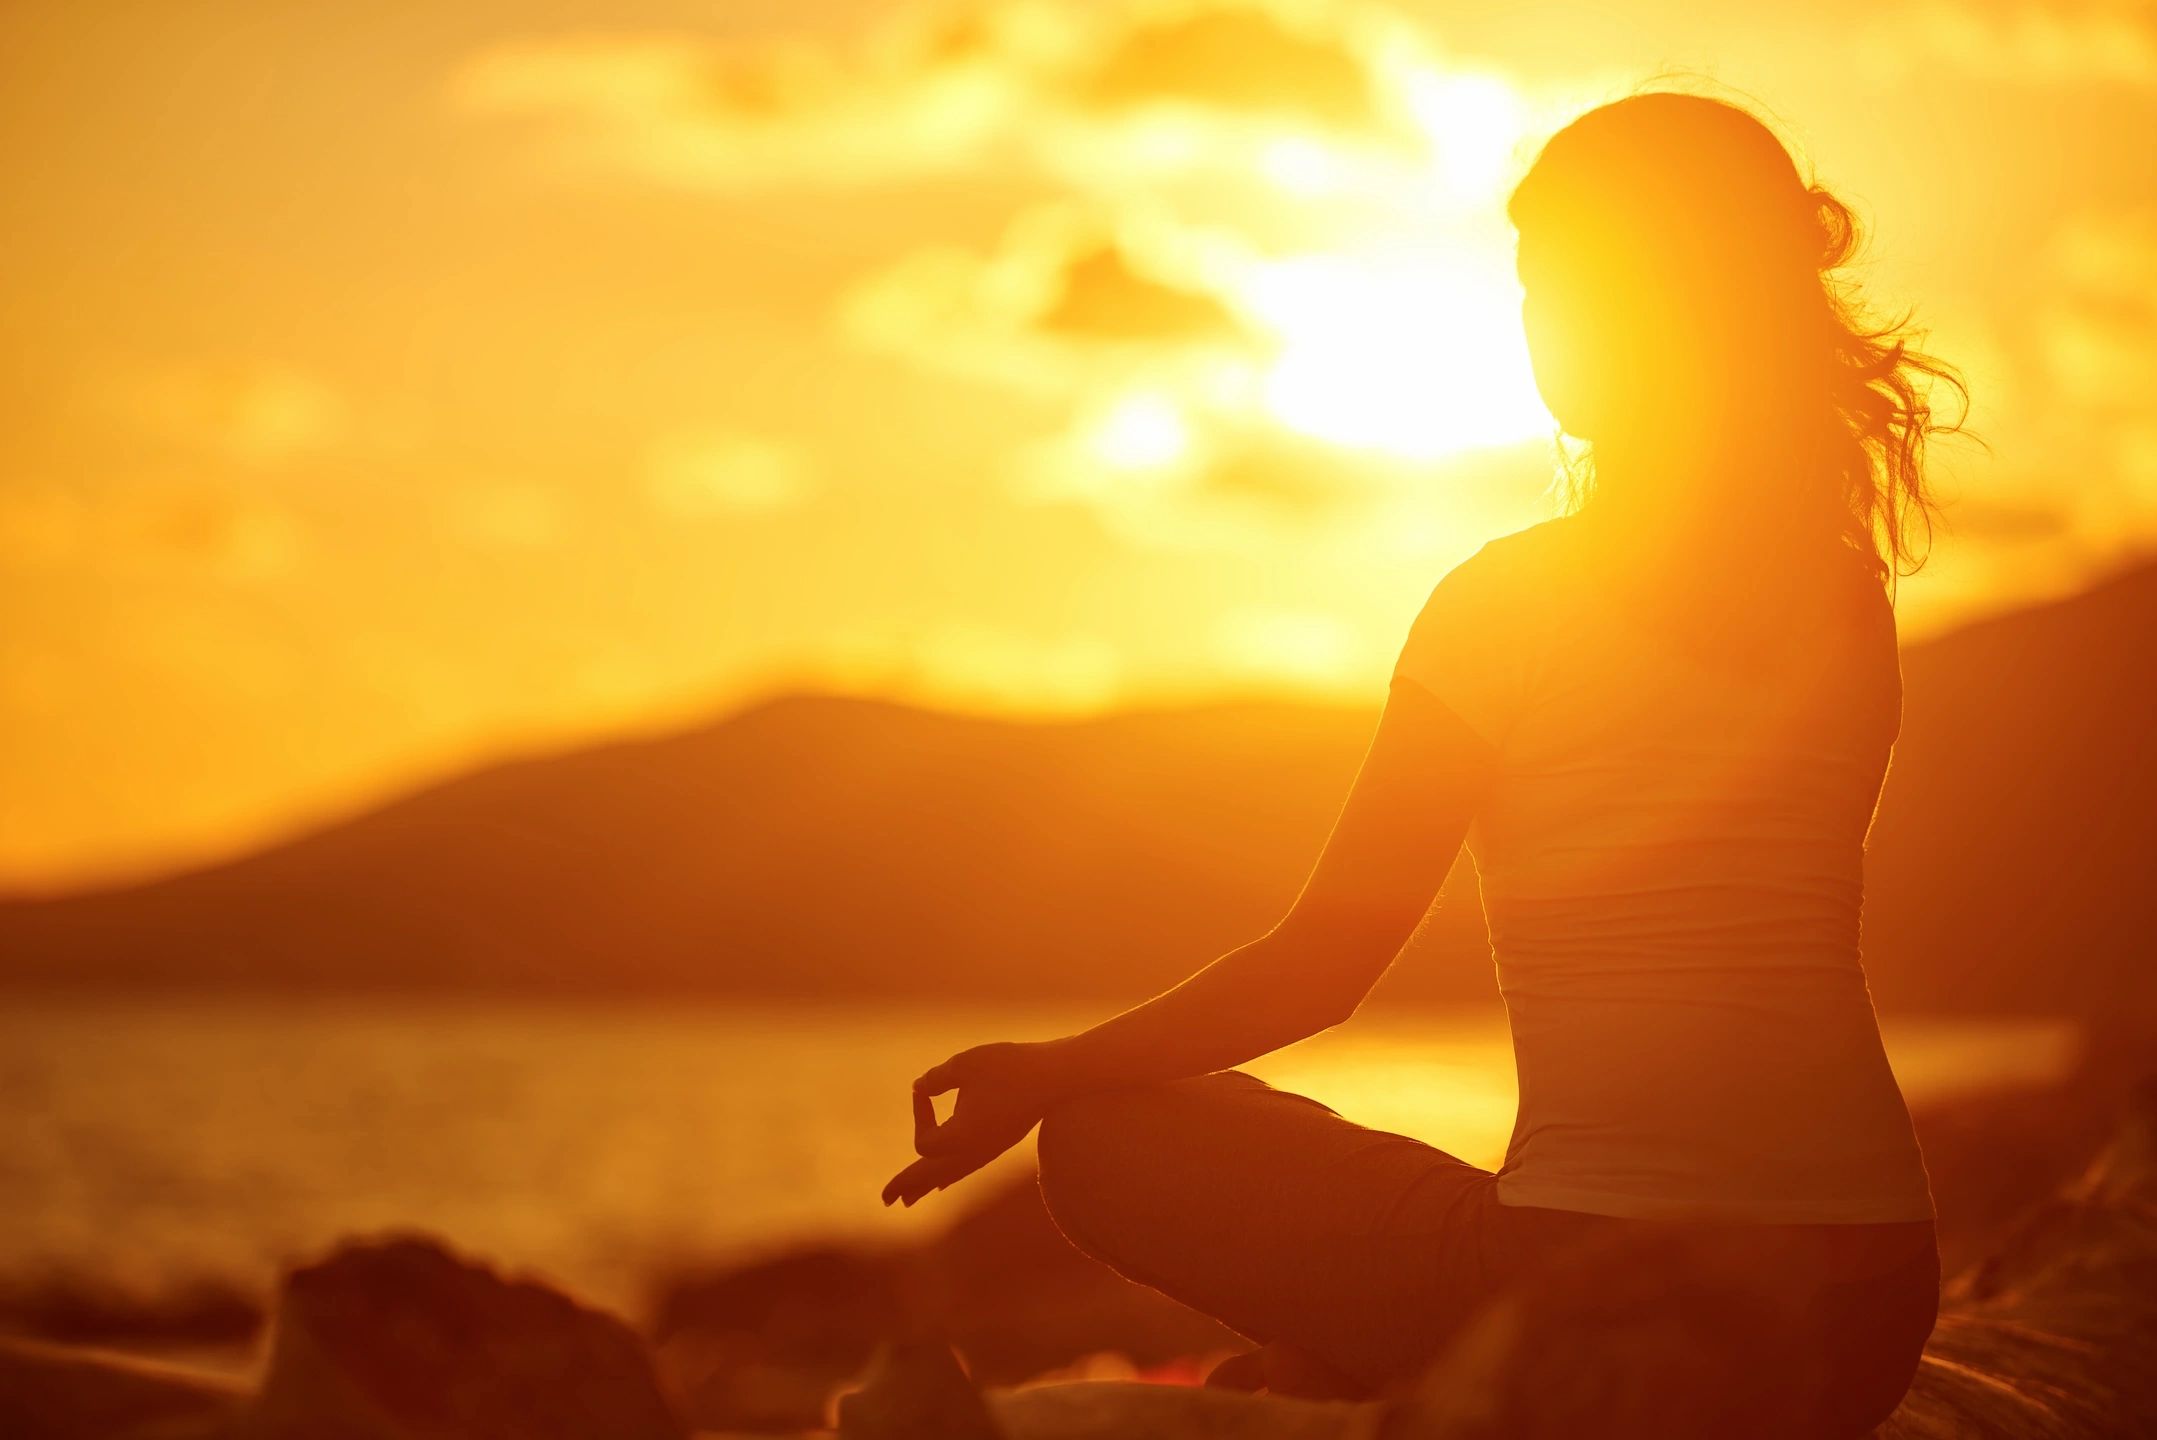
top-left (0, 998), bottom-right (2079, 1320)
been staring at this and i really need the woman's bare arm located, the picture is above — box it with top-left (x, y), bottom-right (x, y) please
top-left (1024, 677), bottom-right (1495, 1095)
top-left (884, 678), bottom-right (1492, 1205)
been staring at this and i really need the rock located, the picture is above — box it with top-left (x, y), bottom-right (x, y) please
top-left (1878, 1078), bottom-right (2157, 1439)
top-left (242, 1235), bottom-right (686, 1440)
top-left (836, 1339), bottom-right (1000, 1440)
top-left (1910, 1021), bottom-right (2155, 1276)
top-left (652, 1243), bottom-right (908, 1430)
top-left (651, 1245), bottom-right (910, 1432)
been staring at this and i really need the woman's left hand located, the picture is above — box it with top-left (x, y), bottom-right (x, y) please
top-left (881, 1040), bottom-right (1068, 1207)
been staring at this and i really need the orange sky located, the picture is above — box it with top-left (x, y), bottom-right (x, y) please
top-left (1, 0), bottom-right (2152, 891)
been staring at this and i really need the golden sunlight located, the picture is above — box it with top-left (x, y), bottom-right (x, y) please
top-left (1089, 390), bottom-right (1198, 471)
top-left (1247, 249), bottom-right (1551, 458)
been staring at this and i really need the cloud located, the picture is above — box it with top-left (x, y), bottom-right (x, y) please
top-left (117, 363), bottom-right (348, 469)
top-left (2042, 211), bottom-right (2157, 413)
top-left (1196, 434), bottom-right (1387, 513)
top-left (1082, 6), bottom-right (1388, 131)
top-left (1860, 0), bottom-right (2157, 84)
top-left (455, 2), bottom-right (1573, 570)
top-left (0, 480), bottom-right (304, 583)
top-left (445, 483), bottom-right (568, 550)
top-left (451, 2), bottom-right (1425, 193)
top-left (838, 204), bottom-right (1261, 390)
top-left (816, 622), bottom-right (1123, 712)
top-left (1011, 386), bottom-right (1435, 550)
top-left (2027, 210), bottom-right (2157, 537)
top-left (1946, 498), bottom-right (2075, 541)
top-left (646, 429), bottom-right (815, 517)
top-left (1035, 241), bottom-right (1248, 342)
top-left (451, 21), bottom-right (1033, 188)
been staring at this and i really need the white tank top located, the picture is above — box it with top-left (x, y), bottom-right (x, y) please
top-left (1393, 516), bottom-right (1935, 1224)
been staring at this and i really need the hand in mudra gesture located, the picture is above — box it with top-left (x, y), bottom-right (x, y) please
top-left (881, 1041), bottom-right (1066, 1207)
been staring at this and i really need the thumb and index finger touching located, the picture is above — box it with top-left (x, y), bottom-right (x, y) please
top-left (888, 1052), bottom-right (981, 1205)
top-left (913, 1048), bottom-right (973, 1097)
top-left (910, 1049), bottom-right (974, 1156)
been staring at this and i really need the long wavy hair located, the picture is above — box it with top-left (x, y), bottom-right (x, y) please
top-left (1508, 92), bottom-right (1965, 588)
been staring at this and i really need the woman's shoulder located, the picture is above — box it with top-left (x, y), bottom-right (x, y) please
top-left (1416, 519), bottom-right (1602, 650)
top-left (1439, 516), bottom-right (1585, 599)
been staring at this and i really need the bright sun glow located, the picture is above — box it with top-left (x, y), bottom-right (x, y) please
top-left (1398, 70), bottom-right (1534, 203)
top-left (1244, 250), bottom-right (1551, 458)
top-left (1088, 390), bottom-right (1196, 470)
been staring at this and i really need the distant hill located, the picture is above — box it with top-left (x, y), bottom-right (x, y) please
top-left (1864, 559), bottom-right (2157, 1015)
top-left (3, 561), bottom-right (2153, 1015)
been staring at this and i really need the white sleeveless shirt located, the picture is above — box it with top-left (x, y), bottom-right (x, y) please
top-left (1394, 517), bottom-right (1934, 1224)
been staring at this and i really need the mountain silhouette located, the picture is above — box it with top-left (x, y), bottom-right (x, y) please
top-left (3, 560), bottom-right (2152, 1015)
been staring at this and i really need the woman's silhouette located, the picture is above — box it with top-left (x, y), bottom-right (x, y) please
top-left (885, 93), bottom-right (1962, 1436)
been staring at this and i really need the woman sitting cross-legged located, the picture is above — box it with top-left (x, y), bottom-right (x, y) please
top-left (884, 92), bottom-right (1960, 1440)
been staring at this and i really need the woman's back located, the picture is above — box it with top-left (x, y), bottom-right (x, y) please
top-left (1395, 513), bottom-right (1934, 1223)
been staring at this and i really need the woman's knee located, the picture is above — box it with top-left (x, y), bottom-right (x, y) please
top-left (1035, 1081), bottom-right (1161, 1203)
top-left (1035, 1071), bottom-right (1261, 1242)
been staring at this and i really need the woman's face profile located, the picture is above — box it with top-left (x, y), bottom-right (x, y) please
top-left (1516, 223), bottom-right (1650, 443)
top-left (1515, 213), bottom-right (1721, 449)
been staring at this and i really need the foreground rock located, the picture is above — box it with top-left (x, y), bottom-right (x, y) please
top-left (0, 1237), bottom-right (694, 1440)
top-left (247, 1237), bottom-right (688, 1440)
top-left (1878, 1084), bottom-right (2157, 1439)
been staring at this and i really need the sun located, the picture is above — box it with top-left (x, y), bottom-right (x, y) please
top-left (1244, 247), bottom-right (1552, 459)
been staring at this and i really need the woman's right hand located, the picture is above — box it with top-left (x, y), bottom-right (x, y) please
top-left (880, 1040), bottom-right (1069, 1207)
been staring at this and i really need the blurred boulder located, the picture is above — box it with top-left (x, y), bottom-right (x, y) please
top-left (244, 1235), bottom-right (685, 1440)
top-left (836, 1340), bottom-right (1000, 1440)
top-left (652, 1245), bottom-right (908, 1432)
top-left (651, 1175), bottom-right (1233, 1431)
top-left (1879, 1078), bottom-right (2157, 1439)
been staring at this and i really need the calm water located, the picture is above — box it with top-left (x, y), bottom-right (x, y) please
top-left (0, 999), bottom-right (2078, 1318)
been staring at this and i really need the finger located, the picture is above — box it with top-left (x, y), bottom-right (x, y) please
top-left (882, 1153), bottom-right (972, 1207)
top-left (912, 1153), bottom-right (982, 1204)
top-left (911, 1089), bottom-right (940, 1154)
top-left (880, 1162), bottom-right (913, 1207)
top-left (915, 1108), bottom-right (983, 1157)
top-left (905, 1151), bottom-right (987, 1205)
top-left (882, 1156), bottom-right (934, 1206)
top-left (913, 1049), bottom-right (973, 1095)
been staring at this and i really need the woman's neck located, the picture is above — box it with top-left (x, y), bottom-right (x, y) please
top-left (1570, 432), bottom-right (1858, 665)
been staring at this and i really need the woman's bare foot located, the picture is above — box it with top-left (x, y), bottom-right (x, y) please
top-left (1203, 1343), bottom-right (1362, 1400)
top-left (1204, 1348), bottom-right (1269, 1391)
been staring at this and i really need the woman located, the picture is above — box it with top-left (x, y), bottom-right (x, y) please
top-left (882, 93), bottom-right (1960, 1436)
